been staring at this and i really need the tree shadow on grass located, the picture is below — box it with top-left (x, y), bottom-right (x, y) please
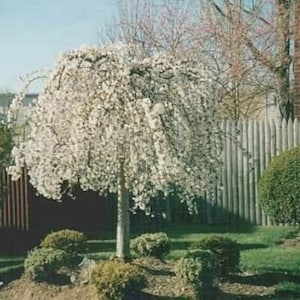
top-left (220, 289), bottom-right (300, 300)
top-left (85, 240), bottom-right (115, 253)
top-left (0, 265), bottom-right (23, 284)
top-left (237, 243), bottom-right (269, 251)
top-left (276, 289), bottom-right (300, 299)
top-left (169, 240), bottom-right (193, 251)
top-left (166, 224), bottom-right (257, 240)
top-left (228, 273), bottom-right (300, 287)
top-left (169, 241), bottom-right (269, 253)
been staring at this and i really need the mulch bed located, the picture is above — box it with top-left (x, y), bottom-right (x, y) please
top-left (0, 233), bottom-right (299, 300)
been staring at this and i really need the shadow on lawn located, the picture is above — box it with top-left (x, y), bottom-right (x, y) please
top-left (237, 243), bottom-right (269, 251)
top-left (165, 224), bottom-right (257, 240)
top-left (85, 240), bottom-right (115, 253)
top-left (228, 273), bottom-right (300, 287)
top-left (0, 265), bottom-right (23, 284)
top-left (163, 241), bottom-right (268, 253)
top-left (169, 240), bottom-right (193, 251)
top-left (84, 235), bottom-right (269, 257)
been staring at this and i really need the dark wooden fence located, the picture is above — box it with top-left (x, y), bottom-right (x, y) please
top-left (0, 169), bottom-right (29, 231)
top-left (0, 169), bottom-right (117, 254)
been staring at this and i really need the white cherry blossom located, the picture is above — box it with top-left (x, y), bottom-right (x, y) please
top-left (8, 44), bottom-right (222, 258)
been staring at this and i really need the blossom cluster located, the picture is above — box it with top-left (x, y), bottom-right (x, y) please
top-left (8, 44), bottom-right (222, 210)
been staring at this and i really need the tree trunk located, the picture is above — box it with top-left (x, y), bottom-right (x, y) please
top-left (275, 0), bottom-right (292, 120)
top-left (277, 68), bottom-right (293, 120)
top-left (116, 159), bottom-right (130, 260)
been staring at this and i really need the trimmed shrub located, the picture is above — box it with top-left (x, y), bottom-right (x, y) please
top-left (130, 232), bottom-right (170, 259)
top-left (40, 229), bottom-right (87, 254)
top-left (175, 249), bottom-right (220, 297)
top-left (258, 146), bottom-right (300, 225)
top-left (192, 235), bottom-right (240, 277)
top-left (91, 260), bottom-right (146, 300)
top-left (24, 247), bottom-right (70, 282)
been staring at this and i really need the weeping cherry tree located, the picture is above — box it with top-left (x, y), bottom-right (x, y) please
top-left (8, 44), bottom-right (221, 259)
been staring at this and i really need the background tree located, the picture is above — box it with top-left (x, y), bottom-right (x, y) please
top-left (8, 44), bottom-right (221, 259)
top-left (207, 0), bottom-right (294, 120)
top-left (110, 0), bottom-right (294, 120)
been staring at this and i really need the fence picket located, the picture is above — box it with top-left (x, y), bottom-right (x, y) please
top-left (237, 120), bottom-right (244, 221)
top-left (294, 119), bottom-right (299, 147)
top-left (242, 119), bottom-right (250, 223)
top-left (288, 119), bottom-right (294, 149)
top-left (248, 121), bottom-right (255, 224)
top-left (253, 121), bottom-right (260, 225)
top-left (232, 122), bottom-right (239, 221)
top-left (282, 119), bottom-right (288, 152)
top-left (221, 120), bottom-right (228, 223)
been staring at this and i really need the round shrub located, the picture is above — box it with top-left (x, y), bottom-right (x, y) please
top-left (258, 146), bottom-right (300, 225)
top-left (175, 249), bottom-right (220, 297)
top-left (192, 235), bottom-right (240, 277)
top-left (130, 232), bottom-right (170, 259)
top-left (24, 247), bottom-right (70, 282)
top-left (40, 229), bottom-right (87, 253)
top-left (91, 260), bottom-right (146, 300)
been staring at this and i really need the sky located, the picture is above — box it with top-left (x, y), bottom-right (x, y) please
top-left (0, 0), bottom-right (118, 93)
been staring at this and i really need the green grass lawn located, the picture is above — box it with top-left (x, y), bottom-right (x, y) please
top-left (241, 247), bottom-right (300, 275)
top-left (0, 224), bottom-right (299, 288)
top-left (165, 224), bottom-right (299, 260)
top-left (0, 256), bottom-right (25, 283)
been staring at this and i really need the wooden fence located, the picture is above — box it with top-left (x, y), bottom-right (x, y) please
top-left (205, 118), bottom-right (300, 225)
top-left (0, 118), bottom-right (300, 233)
top-left (0, 168), bottom-right (29, 231)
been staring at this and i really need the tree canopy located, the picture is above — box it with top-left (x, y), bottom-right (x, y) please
top-left (8, 44), bottom-right (222, 257)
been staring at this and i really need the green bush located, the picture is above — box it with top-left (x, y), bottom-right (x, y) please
top-left (40, 229), bottom-right (87, 254)
top-left (130, 232), bottom-right (170, 259)
top-left (258, 146), bottom-right (300, 225)
top-left (24, 247), bottom-right (70, 282)
top-left (91, 260), bottom-right (146, 300)
top-left (192, 235), bottom-right (240, 277)
top-left (175, 249), bottom-right (219, 297)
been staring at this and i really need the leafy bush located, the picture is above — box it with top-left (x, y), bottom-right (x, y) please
top-left (258, 146), bottom-right (300, 225)
top-left (192, 235), bottom-right (240, 277)
top-left (40, 229), bottom-right (87, 254)
top-left (24, 247), bottom-right (70, 282)
top-left (175, 249), bottom-right (219, 296)
top-left (91, 260), bottom-right (146, 300)
top-left (130, 232), bottom-right (170, 259)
